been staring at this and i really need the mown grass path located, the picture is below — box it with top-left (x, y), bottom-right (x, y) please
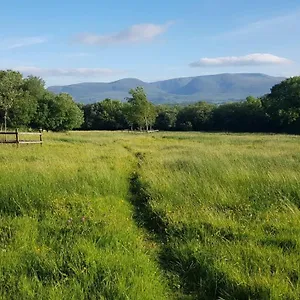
top-left (125, 147), bottom-right (195, 299)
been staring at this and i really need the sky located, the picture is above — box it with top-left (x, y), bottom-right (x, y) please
top-left (0, 0), bottom-right (300, 86)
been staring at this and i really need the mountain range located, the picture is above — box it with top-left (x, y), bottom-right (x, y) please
top-left (48, 73), bottom-right (285, 104)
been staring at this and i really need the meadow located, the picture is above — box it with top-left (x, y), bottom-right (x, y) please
top-left (0, 131), bottom-right (300, 299)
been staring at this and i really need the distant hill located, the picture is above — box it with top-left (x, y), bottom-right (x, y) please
top-left (48, 73), bottom-right (285, 104)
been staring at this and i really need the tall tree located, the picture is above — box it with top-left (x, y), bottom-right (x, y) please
top-left (176, 101), bottom-right (215, 131)
top-left (82, 99), bottom-right (127, 130)
top-left (9, 76), bottom-right (45, 128)
top-left (33, 92), bottom-right (83, 131)
top-left (23, 76), bottom-right (46, 102)
top-left (126, 87), bottom-right (156, 131)
top-left (262, 77), bottom-right (300, 133)
top-left (154, 105), bottom-right (178, 130)
top-left (0, 70), bottom-right (23, 131)
top-left (8, 92), bottom-right (38, 128)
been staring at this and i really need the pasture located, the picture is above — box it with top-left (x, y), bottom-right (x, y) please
top-left (0, 131), bottom-right (300, 299)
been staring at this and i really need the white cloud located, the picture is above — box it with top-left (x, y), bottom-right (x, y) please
top-left (15, 66), bottom-right (124, 77)
top-left (189, 53), bottom-right (292, 68)
top-left (0, 36), bottom-right (47, 50)
top-left (74, 22), bottom-right (173, 45)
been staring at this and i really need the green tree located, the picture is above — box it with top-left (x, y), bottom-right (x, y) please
top-left (262, 77), bottom-right (300, 133)
top-left (8, 92), bottom-right (38, 128)
top-left (32, 91), bottom-right (54, 130)
top-left (126, 87), bottom-right (156, 131)
top-left (123, 102), bottom-right (135, 130)
top-left (33, 92), bottom-right (83, 131)
top-left (8, 76), bottom-right (46, 128)
top-left (0, 70), bottom-right (23, 131)
top-left (213, 98), bottom-right (268, 132)
top-left (51, 93), bottom-right (84, 131)
top-left (176, 101), bottom-right (215, 131)
top-left (154, 105), bottom-right (178, 130)
top-left (23, 75), bottom-right (46, 100)
top-left (82, 99), bottom-right (127, 130)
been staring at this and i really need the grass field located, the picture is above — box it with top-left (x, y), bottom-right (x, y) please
top-left (0, 131), bottom-right (300, 299)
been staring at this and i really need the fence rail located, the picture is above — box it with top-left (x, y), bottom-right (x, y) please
top-left (0, 131), bottom-right (17, 135)
top-left (0, 129), bottom-right (43, 145)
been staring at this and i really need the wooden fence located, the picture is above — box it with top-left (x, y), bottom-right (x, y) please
top-left (0, 129), bottom-right (43, 145)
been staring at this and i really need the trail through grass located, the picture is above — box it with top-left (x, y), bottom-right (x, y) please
top-left (0, 132), bottom-right (169, 299)
top-left (132, 133), bottom-right (300, 299)
top-left (1, 131), bottom-right (300, 299)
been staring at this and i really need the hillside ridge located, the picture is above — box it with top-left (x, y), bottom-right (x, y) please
top-left (48, 73), bottom-right (285, 104)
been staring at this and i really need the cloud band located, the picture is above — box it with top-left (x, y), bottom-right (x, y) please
top-left (190, 53), bottom-right (291, 67)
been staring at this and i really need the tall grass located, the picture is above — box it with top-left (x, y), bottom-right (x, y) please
top-left (0, 132), bottom-right (169, 299)
top-left (1, 131), bottom-right (300, 299)
top-left (135, 132), bottom-right (300, 299)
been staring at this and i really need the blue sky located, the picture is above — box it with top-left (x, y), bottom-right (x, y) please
top-left (1, 0), bottom-right (300, 86)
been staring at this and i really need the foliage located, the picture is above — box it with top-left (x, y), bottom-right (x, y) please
top-left (2, 70), bottom-right (300, 135)
top-left (176, 101), bottom-right (215, 131)
top-left (80, 79), bottom-right (300, 134)
top-left (8, 92), bottom-right (38, 128)
top-left (0, 70), bottom-right (83, 131)
top-left (262, 77), bottom-right (300, 133)
top-left (154, 105), bottom-right (179, 130)
top-left (36, 93), bottom-right (84, 131)
top-left (0, 70), bottom-right (24, 129)
top-left (82, 99), bottom-right (127, 130)
top-left (126, 87), bottom-right (157, 131)
top-left (212, 97), bottom-right (269, 132)
top-left (23, 75), bottom-right (46, 100)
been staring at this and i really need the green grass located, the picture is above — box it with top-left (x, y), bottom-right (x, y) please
top-left (1, 131), bottom-right (300, 299)
top-left (0, 132), bottom-right (168, 299)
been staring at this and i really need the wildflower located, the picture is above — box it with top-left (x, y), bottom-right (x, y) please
top-left (68, 218), bottom-right (73, 224)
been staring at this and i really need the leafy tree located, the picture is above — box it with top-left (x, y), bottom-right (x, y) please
top-left (82, 99), bottom-right (127, 130)
top-left (213, 98), bottom-right (268, 132)
top-left (32, 91), bottom-right (54, 130)
top-left (123, 102), bottom-right (135, 130)
top-left (154, 105), bottom-right (178, 130)
top-left (33, 92), bottom-right (83, 131)
top-left (176, 101), bottom-right (215, 131)
top-left (0, 70), bottom-right (83, 131)
top-left (0, 70), bottom-right (24, 130)
top-left (8, 76), bottom-right (45, 128)
top-left (23, 76), bottom-right (46, 100)
top-left (126, 87), bottom-right (156, 131)
top-left (8, 92), bottom-right (37, 128)
top-left (51, 93), bottom-right (84, 131)
top-left (262, 77), bottom-right (300, 133)
top-left (81, 103), bottom-right (95, 130)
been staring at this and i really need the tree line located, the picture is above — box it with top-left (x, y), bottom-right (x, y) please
top-left (81, 77), bottom-right (300, 134)
top-left (1, 69), bottom-right (300, 134)
top-left (0, 70), bottom-right (83, 131)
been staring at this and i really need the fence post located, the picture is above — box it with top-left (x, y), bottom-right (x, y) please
top-left (39, 129), bottom-right (43, 145)
top-left (15, 128), bottom-right (19, 145)
top-left (4, 112), bottom-right (7, 142)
